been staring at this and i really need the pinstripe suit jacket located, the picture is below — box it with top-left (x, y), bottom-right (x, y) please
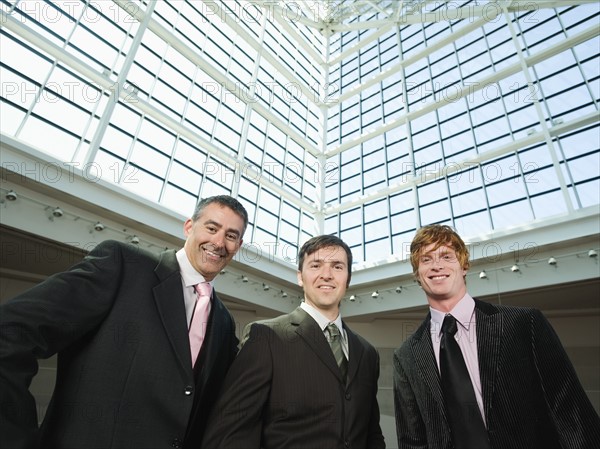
top-left (393, 299), bottom-right (600, 449)
top-left (201, 306), bottom-right (385, 449)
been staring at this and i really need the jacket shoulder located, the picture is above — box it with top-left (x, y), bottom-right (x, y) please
top-left (89, 239), bottom-right (158, 261)
top-left (239, 311), bottom-right (297, 347)
top-left (245, 311), bottom-right (296, 335)
top-left (394, 317), bottom-right (430, 356)
top-left (474, 298), bottom-right (539, 319)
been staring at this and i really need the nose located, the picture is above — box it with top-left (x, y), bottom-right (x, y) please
top-left (431, 257), bottom-right (443, 269)
top-left (210, 231), bottom-right (225, 249)
top-left (320, 266), bottom-right (333, 280)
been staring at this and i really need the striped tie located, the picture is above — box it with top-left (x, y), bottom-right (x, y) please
top-left (326, 323), bottom-right (348, 381)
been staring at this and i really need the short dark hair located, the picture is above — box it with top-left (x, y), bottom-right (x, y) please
top-left (298, 235), bottom-right (353, 285)
top-left (192, 195), bottom-right (248, 232)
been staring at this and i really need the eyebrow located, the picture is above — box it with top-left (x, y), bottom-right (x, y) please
top-left (309, 257), bottom-right (346, 265)
top-left (203, 219), bottom-right (241, 237)
top-left (421, 248), bottom-right (454, 257)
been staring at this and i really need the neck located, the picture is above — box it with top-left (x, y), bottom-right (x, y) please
top-left (303, 300), bottom-right (340, 322)
top-left (317, 303), bottom-right (340, 322)
top-left (428, 295), bottom-right (464, 313)
top-left (323, 310), bottom-right (340, 322)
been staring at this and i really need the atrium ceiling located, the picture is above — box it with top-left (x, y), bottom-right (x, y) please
top-left (1, 0), bottom-right (598, 316)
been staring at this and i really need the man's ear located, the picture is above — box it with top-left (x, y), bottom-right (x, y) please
top-left (183, 218), bottom-right (193, 237)
top-left (296, 270), bottom-right (303, 287)
top-left (414, 272), bottom-right (422, 286)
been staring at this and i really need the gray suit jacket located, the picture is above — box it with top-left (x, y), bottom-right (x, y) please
top-left (393, 299), bottom-right (600, 449)
top-left (201, 306), bottom-right (385, 449)
top-left (0, 240), bottom-right (238, 449)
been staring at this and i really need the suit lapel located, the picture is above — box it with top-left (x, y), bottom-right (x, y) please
top-left (293, 307), bottom-right (345, 382)
top-left (411, 315), bottom-right (447, 417)
top-left (474, 299), bottom-right (501, 418)
top-left (194, 293), bottom-right (229, 388)
top-left (153, 249), bottom-right (192, 374)
top-left (344, 324), bottom-right (364, 386)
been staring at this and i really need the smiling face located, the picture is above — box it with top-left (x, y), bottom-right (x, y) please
top-left (416, 243), bottom-right (468, 311)
top-left (183, 203), bottom-right (245, 281)
top-left (297, 245), bottom-right (349, 321)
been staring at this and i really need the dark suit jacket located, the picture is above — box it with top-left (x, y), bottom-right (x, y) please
top-left (393, 299), bottom-right (600, 449)
top-left (0, 240), bottom-right (238, 449)
top-left (201, 306), bottom-right (385, 449)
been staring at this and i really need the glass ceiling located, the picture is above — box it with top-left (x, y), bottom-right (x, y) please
top-left (1, 0), bottom-right (598, 268)
top-left (286, 0), bottom-right (414, 24)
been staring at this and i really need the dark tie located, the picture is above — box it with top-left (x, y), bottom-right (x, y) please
top-left (440, 315), bottom-right (490, 449)
top-left (326, 323), bottom-right (348, 381)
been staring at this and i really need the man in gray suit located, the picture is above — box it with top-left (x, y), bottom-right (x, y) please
top-left (0, 195), bottom-right (247, 449)
top-left (393, 224), bottom-right (600, 449)
top-left (201, 234), bottom-right (385, 449)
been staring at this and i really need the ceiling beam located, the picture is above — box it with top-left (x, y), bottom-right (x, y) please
top-left (326, 0), bottom-right (596, 32)
top-left (1, 6), bottom-right (320, 215)
top-left (325, 22), bottom-right (599, 159)
top-left (323, 110), bottom-right (599, 215)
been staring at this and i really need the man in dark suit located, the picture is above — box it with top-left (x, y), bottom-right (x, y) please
top-left (393, 224), bottom-right (600, 449)
top-left (0, 195), bottom-right (248, 449)
top-left (201, 234), bottom-right (385, 449)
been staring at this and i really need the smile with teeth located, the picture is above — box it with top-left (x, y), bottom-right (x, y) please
top-left (204, 248), bottom-right (224, 259)
top-left (429, 275), bottom-right (448, 280)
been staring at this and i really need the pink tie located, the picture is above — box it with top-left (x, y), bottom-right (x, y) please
top-left (189, 282), bottom-right (212, 367)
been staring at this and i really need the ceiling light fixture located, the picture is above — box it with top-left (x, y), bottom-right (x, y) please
top-left (395, 286), bottom-right (402, 293)
top-left (511, 264), bottom-right (520, 273)
top-left (263, 283), bottom-right (269, 291)
top-left (548, 257), bottom-right (557, 265)
top-left (479, 270), bottom-right (488, 279)
top-left (52, 207), bottom-right (64, 217)
top-left (5, 190), bottom-right (17, 201)
top-left (589, 249), bottom-right (598, 258)
top-left (371, 291), bottom-right (379, 298)
top-left (349, 295), bottom-right (356, 302)
top-left (241, 275), bottom-right (249, 283)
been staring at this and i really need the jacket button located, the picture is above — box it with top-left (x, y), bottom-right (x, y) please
top-left (184, 385), bottom-right (194, 396)
top-left (172, 438), bottom-right (183, 448)
top-left (345, 392), bottom-right (351, 400)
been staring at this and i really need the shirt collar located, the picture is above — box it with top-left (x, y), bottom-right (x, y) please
top-left (176, 248), bottom-right (211, 287)
top-left (300, 301), bottom-right (344, 336)
top-left (430, 293), bottom-right (475, 334)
